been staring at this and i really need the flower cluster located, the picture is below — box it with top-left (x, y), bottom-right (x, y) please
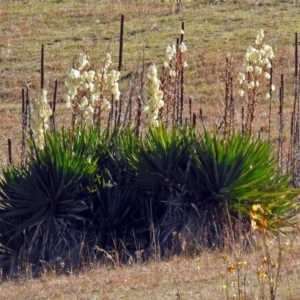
top-left (163, 33), bottom-right (188, 77)
top-left (63, 53), bottom-right (121, 123)
top-left (238, 29), bottom-right (275, 100)
top-left (164, 44), bottom-right (177, 77)
top-left (31, 89), bottom-right (52, 149)
top-left (237, 29), bottom-right (275, 132)
top-left (142, 64), bottom-right (164, 126)
top-left (249, 204), bottom-right (268, 233)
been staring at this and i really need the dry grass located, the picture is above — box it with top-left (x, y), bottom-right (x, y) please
top-left (1, 233), bottom-right (300, 299)
top-left (1, 0), bottom-right (299, 163)
top-left (1, 0), bottom-right (300, 299)
top-left (1, 0), bottom-right (299, 101)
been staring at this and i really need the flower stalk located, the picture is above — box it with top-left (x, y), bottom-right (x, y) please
top-left (31, 89), bottom-right (52, 149)
top-left (142, 64), bottom-right (164, 127)
top-left (63, 53), bottom-right (121, 131)
top-left (238, 29), bottom-right (275, 134)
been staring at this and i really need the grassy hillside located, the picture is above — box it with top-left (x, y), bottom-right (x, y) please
top-left (1, 0), bottom-right (299, 102)
top-left (0, 1), bottom-right (300, 299)
top-left (0, 0), bottom-right (299, 163)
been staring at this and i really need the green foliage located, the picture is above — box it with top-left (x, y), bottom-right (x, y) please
top-left (186, 131), bottom-right (297, 247)
top-left (92, 127), bottom-right (147, 252)
top-left (126, 125), bottom-right (194, 246)
top-left (136, 125), bottom-right (191, 192)
top-left (0, 127), bottom-right (100, 267)
top-left (137, 125), bottom-right (189, 223)
top-left (0, 124), bottom-right (297, 275)
top-left (94, 169), bottom-right (144, 251)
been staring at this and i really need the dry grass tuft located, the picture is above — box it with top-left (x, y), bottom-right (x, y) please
top-left (0, 233), bottom-right (300, 299)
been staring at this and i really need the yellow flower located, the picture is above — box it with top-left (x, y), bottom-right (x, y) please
top-left (227, 264), bottom-right (236, 273)
top-left (252, 204), bottom-right (264, 212)
top-left (250, 204), bottom-right (269, 232)
top-left (257, 270), bottom-right (267, 280)
top-left (221, 254), bottom-right (230, 261)
top-left (237, 260), bottom-right (247, 266)
top-left (262, 257), bottom-right (276, 268)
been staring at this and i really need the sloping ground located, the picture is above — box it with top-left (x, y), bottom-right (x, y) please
top-left (1, 0), bottom-right (299, 103)
top-left (0, 0), bottom-right (299, 164)
top-left (1, 235), bottom-right (300, 300)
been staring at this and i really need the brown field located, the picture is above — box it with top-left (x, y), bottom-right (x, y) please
top-left (1, 0), bottom-right (300, 299)
top-left (1, 233), bottom-right (300, 299)
top-left (1, 0), bottom-right (300, 163)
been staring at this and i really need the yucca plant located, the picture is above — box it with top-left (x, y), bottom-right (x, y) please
top-left (125, 124), bottom-right (194, 249)
top-left (184, 130), bottom-right (297, 249)
top-left (0, 127), bottom-right (101, 275)
top-left (93, 168), bottom-right (144, 254)
top-left (91, 127), bottom-right (148, 256)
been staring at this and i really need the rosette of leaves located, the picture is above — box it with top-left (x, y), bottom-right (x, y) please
top-left (127, 124), bottom-right (193, 247)
top-left (92, 127), bottom-right (147, 255)
top-left (0, 126), bottom-right (101, 275)
top-left (186, 131), bottom-right (297, 249)
top-left (93, 169), bottom-right (144, 254)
